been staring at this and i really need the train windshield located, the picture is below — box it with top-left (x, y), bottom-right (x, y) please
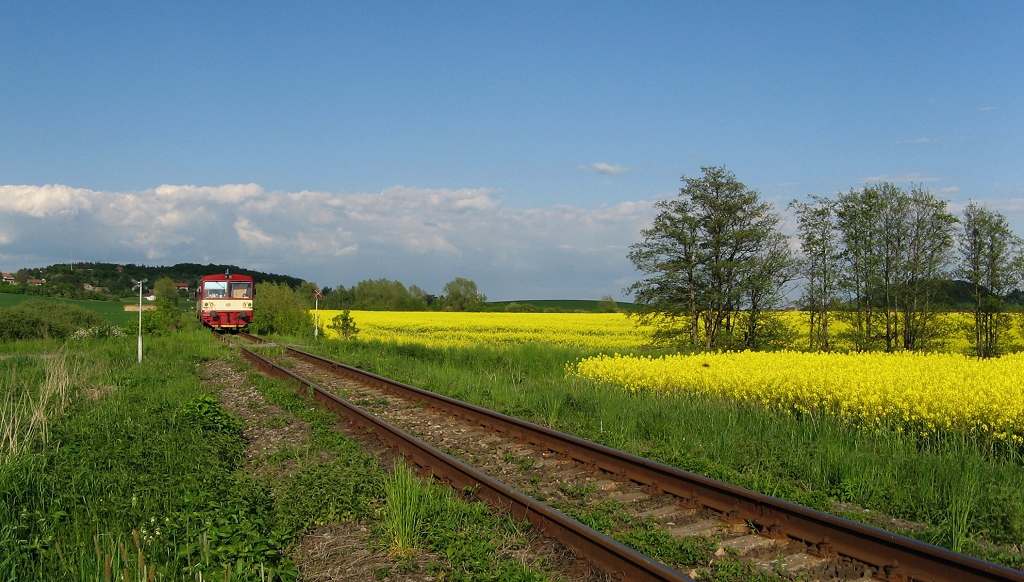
top-left (230, 282), bottom-right (252, 299)
top-left (204, 281), bottom-right (228, 298)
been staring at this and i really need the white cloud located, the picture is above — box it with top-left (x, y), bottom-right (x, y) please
top-left (0, 182), bottom-right (656, 299)
top-left (937, 186), bottom-right (961, 194)
top-left (978, 105), bottom-right (997, 112)
top-left (862, 173), bottom-right (941, 184)
top-left (152, 183), bottom-right (263, 203)
top-left (0, 184), bottom-right (96, 217)
top-left (585, 162), bottom-right (629, 176)
top-left (234, 217), bottom-right (275, 247)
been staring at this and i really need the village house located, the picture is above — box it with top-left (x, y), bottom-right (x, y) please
top-left (1, 272), bottom-right (15, 285)
top-left (83, 283), bottom-right (107, 293)
top-left (27, 278), bottom-right (46, 286)
top-left (174, 281), bottom-right (190, 292)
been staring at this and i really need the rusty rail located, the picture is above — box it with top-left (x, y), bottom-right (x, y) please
top-left (269, 341), bottom-right (1023, 582)
top-left (236, 344), bottom-right (691, 582)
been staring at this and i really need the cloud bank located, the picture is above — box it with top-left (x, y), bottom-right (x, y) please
top-left (0, 183), bottom-right (655, 299)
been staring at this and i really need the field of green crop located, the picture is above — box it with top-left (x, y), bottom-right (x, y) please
top-left (0, 292), bottom-right (136, 325)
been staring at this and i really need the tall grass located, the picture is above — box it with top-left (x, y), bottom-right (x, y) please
top-left (382, 462), bottom-right (427, 556)
top-left (0, 351), bottom-right (73, 461)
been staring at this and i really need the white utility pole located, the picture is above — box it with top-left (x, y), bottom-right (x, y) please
top-left (133, 279), bottom-right (147, 363)
top-left (313, 288), bottom-right (323, 338)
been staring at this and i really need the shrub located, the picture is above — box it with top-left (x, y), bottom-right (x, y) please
top-left (327, 310), bottom-right (359, 339)
top-left (251, 283), bottom-right (313, 336)
top-left (0, 301), bottom-right (105, 340)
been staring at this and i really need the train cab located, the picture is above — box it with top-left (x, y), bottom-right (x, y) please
top-left (197, 273), bottom-right (254, 330)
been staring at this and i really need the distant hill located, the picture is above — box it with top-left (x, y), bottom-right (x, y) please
top-left (928, 279), bottom-right (1024, 310)
top-left (2, 262), bottom-right (305, 300)
top-left (485, 299), bottom-right (638, 313)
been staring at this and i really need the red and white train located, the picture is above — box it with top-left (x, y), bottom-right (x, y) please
top-left (197, 273), bottom-right (254, 331)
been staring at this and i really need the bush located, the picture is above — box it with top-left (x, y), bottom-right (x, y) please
top-left (251, 283), bottom-right (313, 336)
top-left (0, 301), bottom-right (105, 340)
top-left (327, 309), bottom-right (359, 339)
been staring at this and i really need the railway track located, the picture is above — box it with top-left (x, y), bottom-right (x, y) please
top-left (233, 332), bottom-right (1023, 582)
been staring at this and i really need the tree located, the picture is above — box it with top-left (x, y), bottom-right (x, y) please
top-left (442, 277), bottom-right (486, 311)
top-left (153, 277), bottom-right (178, 306)
top-left (876, 183), bottom-right (911, 352)
top-left (350, 279), bottom-right (428, 310)
top-left (251, 282), bottom-right (313, 336)
top-left (791, 195), bottom-right (840, 350)
top-left (598, 296), bottom-right (619, 313)
top-left (328, 309), bottom-right (359, 339)
top-left (834, 186), bottom-right (885, 351)
top-left (741, 232), bottom-right (797, 349)
top-left (899, 188), bottom-right (957, 350)
top-left (297, 281), bottom-right (320, 308)
top-left (628, 166), bottom-right (788, 350)
top-left (148, 276), bottom-right (186, 332)
top-left (322, 285), bottom-right (354, 309)
top-left (958, 203), bottom-right (1022, 357)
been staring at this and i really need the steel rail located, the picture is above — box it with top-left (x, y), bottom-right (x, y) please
top-left (236, 344), bottom-right (691, 582)
top-left (277, 342), bottom-right (1024, 582)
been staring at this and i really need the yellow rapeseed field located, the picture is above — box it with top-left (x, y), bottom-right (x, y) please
top-left (570, 351), bottom-right (1024, 443)
top-left (311, 309), bottom-right (1024, 440)
top-left (313, 310), bottom-right (651, 349)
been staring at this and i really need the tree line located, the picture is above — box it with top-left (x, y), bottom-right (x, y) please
top-left (1, 262), bottom-right (303, 300)
top-left (317, 277), bottom-right (487, 311)
top-left (630, 166), bottom-right (1024, 356)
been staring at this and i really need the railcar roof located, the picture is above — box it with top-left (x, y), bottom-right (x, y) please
top-left (199, 274), bottom-right (255, 282)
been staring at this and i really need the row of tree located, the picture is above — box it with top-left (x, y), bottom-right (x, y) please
top-left (792, 187), bottom-right (1023, 356)
top-left (317, 277), bottom-right (487, 311)
top-left (630, 166), bottom-right (1024, 356)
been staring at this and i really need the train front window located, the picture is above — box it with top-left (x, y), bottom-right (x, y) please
top-left (230, 282), bottom-right (252, 299)
top-left (204, 281), bottom-right (228, 298)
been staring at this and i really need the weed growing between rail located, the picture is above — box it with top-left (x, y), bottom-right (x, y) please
top-left (287, 336), bottom-right (1024, 569)
top-left (232, 352), bottom-right (554, 581)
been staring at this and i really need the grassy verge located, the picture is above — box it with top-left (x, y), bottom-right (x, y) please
top-left (0, 329), bottom-right (301, 579)
top-left (285, 337), bottom-right (1024, 569)
top-left (0, 329), bottom-right (557, 580)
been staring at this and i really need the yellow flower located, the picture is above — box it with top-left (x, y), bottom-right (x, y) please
top-left (570, 350), bottom-right (1024, 443)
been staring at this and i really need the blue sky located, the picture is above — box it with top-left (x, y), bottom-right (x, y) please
top-left (1, 2), bottom-right (1022, 298)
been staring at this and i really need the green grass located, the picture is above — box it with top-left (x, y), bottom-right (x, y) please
top-left (0, 292), bottom-right (136, 325)
top-left (286, 337), bottom-right (1024, 570)
top-left (0, 330), bottom-right (297, 579)
top-left (235, 350), bottom-right (553, 581)
top-left (0, 329), bottom-right (556, 580)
